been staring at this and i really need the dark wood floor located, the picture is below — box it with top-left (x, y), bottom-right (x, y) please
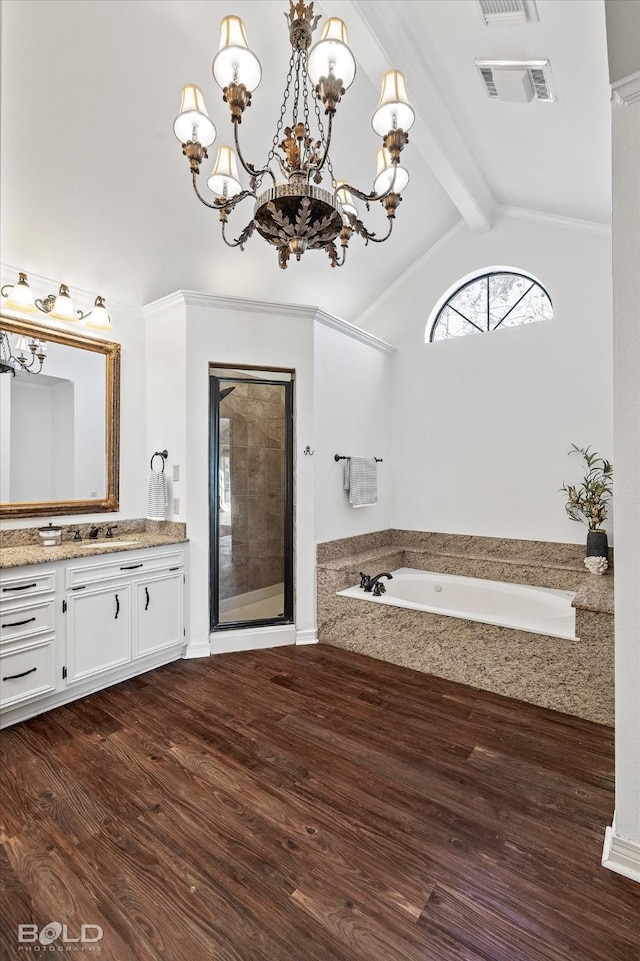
top-left (1, 644), bottom-right (638, 961)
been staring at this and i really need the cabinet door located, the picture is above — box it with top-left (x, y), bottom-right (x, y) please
top-left (66, 584), bottom-right (131, 684)
top-left (134, 572), bottom-right (183, 659)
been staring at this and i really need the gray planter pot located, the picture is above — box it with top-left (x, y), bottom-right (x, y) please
top-left (586, 529), bottom-right (608, 558)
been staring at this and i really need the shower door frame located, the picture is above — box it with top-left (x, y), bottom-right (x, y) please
top-left (209, 365), bottom-right (295, 632)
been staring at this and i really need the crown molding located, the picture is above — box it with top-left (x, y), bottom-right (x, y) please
top-left (356, 219), bottom-right (465, 329)
top-left (141, 290), bottom-right (190, 320)
top-left (314, 309), bottom-right (396, 354)
top-left (611, 71), bottom-right (640, 106)
top-left (495, 205), bottom-right (612, 236)
top-left (143, 290), bottom-right (395, 354)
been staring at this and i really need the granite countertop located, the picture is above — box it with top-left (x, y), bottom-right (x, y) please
top-left (572, 573), bottom-right (614, 615)
top-left (0, 533), bottom-right (188, 570)
top-left (317, 540), bottom-right (614, 616)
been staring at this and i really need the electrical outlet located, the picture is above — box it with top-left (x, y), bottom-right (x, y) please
top-left (172, 497), bottom-right (180, 514)
top-left (173, 464), bottom-right (180, 482)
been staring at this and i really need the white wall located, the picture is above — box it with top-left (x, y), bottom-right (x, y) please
top-left (359, 213), bottom-right (613, 544)
top-left (0, 264), bottom-right (147, 528)
top-left (145, 293), bottom-right (318, 654)
top-left (313, 319), bottom-right (394, 543)
top-left (608, 30), bottom-right (640, 866)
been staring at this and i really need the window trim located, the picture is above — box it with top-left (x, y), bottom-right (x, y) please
top-left (426, 267), bottom-right (553, 344)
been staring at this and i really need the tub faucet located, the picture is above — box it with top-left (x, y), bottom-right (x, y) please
top-left (364, 572), bottom-right (393, 593)
top-left (88, 526), bottom-right (103, 539)
top-left (359, 572), bottom-right (372, 591)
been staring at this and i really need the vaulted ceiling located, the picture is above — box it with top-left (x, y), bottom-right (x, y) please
top-left (0, 0), bottom-right (611, 323)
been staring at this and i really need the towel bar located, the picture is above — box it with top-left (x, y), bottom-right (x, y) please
top-left (334, 454), bottom-right (383, 463)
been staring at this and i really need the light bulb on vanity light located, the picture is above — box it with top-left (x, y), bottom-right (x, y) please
top-left (1, 272), bottom-right (37, 312)
top-left (84, 296), bottom-right (113, 330)
top-left (49, 284), bottom-right (78, 322)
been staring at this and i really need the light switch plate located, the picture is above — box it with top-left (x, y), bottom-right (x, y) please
top-left (172, 498), bottom-right (180, 514)
top-left (173, 464), bottom-right (180, 482)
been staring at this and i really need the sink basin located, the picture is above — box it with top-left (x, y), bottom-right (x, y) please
top-left (73, 540), bottom-right (140, 549)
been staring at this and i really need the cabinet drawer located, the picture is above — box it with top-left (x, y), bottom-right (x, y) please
top-left (0, 640), bottom-right (55, 709)
top-left (0, 570), bottom-right (55, 605)
top-left (65, 549), bottom-right (185, 589)
top-left (0, 599), bottom-right (55, 645)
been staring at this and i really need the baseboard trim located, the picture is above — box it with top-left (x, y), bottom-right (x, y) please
top-left (602, 824), bottom-right (640, 883)
top-left (182, 641), bottom-right (212, 659)
top-left (209, 624), bottom-right (296, 655)
top-left (296, 629), bottom-right (318, 645)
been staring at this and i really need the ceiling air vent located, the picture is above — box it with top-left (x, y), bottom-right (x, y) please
top-left (477, 0), bottom-right (539, 25)
top-left (475, 60), bottom-right (557, 102)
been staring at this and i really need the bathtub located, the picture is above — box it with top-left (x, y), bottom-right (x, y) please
top-left (337, 567), bottom-right (576, 640)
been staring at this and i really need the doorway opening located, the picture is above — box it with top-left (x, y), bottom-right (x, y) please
top-left (209, 366), bottom-right (294, 630)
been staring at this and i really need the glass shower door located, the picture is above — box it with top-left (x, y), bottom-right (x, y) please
top-left (210, 371), bottom-right (293, 629)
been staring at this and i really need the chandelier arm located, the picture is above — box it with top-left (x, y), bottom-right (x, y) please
top-left (233, 122), bottom-right (276, 186)
top-left (221, 217), bottom-right (257, 249)
top-left (339, 161), bottom-right (400, 204)
top-left (191, 172), bottom-right (255, 211)
top-left (350, 216), bottom-right (394, 245)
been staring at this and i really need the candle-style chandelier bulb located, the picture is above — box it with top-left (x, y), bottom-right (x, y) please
top-left (308, 18), bottom-right (356, 90)
top-left (213, 16), bottom-right (262, 93)
top-left (173, 84), bottom-right (217, 146)
top-left (374, 147), bottom-right (409, 196)
top-left (207, 146), bottom-right (243, 198)
top-left (372, 70), bottom-right (415, 137)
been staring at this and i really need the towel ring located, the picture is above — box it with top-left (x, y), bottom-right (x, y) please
top-left (150, 449), bottom-right (168, 471)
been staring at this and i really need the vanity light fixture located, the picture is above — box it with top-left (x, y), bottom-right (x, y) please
top-left (173, 1), bottom-right (414, 269)
top-left (1, 272), bottom-right (113, 331)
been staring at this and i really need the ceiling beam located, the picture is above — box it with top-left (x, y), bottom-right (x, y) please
top-left (331, 0), bottom-right (495, 233)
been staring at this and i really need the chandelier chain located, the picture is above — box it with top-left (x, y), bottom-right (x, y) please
top-left (292, 52), bottom-right (301, 126)
top-left (311, 82), bottom-right (336, 188)
top-left (264, 51), bottom-right (296, 179)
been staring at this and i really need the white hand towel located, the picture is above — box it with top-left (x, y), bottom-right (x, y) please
top-left (146, 469), bottom-right (168, 520)
top-left (344, 456), bottom-right (377, 508)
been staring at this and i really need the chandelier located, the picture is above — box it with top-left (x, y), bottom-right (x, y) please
top-left (173, 1), bottom-right (414, 269)
top-left (0, 329), bottom-right (48, 376)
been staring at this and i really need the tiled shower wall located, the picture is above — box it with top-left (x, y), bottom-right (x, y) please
top-left (219, 382), bottom-right (285, 601)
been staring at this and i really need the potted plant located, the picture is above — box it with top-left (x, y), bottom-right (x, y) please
top-left (561, 444), bottom-right (613, 563)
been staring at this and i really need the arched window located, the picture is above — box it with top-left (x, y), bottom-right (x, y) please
top-left (427, 269), bottom-right (552, 343)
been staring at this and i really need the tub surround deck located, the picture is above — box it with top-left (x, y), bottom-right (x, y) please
top-left (317, 531), bottom-right (614, 725)
top-left (0, 520), bottom-right (187, 569)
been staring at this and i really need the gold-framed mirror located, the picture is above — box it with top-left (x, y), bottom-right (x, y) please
top-left (0, 315), bottom-right (120, 518)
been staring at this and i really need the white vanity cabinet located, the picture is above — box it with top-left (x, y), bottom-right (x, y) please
top-left (0, 570), bottom-right (57, 710)
top-left (134, 569), bottom-right (183, 659)
top-left (0, 543), bottom-right (187, 727)
top-left (65, 581), bottom-right (132, 684)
